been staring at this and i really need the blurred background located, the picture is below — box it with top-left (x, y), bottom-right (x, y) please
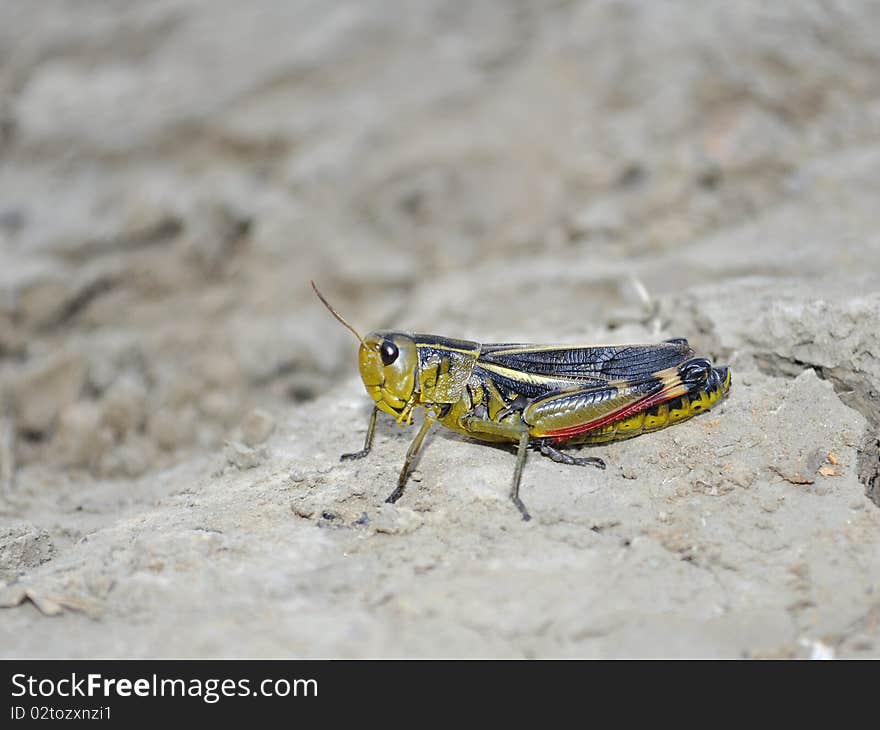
top-left (2, 1), bottom-right (880, 656)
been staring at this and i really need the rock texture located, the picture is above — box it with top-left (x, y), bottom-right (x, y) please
top-left (1, 0), bottom-right (879, 658)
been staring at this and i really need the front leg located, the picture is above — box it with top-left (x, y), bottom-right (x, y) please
top-left (341, 407), bottom-right (377, 461)
top-left (385, 413), bottom-right (436, 505)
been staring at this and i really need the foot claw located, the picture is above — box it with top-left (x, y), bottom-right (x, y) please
top-left (539, 443), bottom-right (606, 469)
top-left (341, 449), bottom-right (369, 461)
top-left (385, 486), bottom-right (404, 504)
top-left (512, 496), bottom-right (532, 521)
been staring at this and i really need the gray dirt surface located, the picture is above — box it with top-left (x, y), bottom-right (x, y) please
top-left (1, 0), bottom-right (879, 658)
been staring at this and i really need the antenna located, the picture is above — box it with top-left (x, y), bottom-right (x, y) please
top-left (311, 281), bottom-right (365, 346)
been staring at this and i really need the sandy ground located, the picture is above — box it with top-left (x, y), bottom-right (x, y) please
top-left (1, 0), bottom-right (880, 658)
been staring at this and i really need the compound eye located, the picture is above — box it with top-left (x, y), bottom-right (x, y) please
top-left (380, 340), bottom-right (399, 366)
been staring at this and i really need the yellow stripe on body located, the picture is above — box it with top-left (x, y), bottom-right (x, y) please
top-left (476, 361), bottom-right (611, 388)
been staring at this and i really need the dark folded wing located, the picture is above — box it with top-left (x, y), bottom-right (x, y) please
top-left (477, 341), bottom-right (694, 387)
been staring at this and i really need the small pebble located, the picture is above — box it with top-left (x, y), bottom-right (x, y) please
top-left (224, 440), bottom-right (267, 470)
top-left (241, 408), bottom-right (275, 447)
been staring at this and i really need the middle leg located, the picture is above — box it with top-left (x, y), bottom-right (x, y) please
top-left (460, 414), bottom-right (533, 521)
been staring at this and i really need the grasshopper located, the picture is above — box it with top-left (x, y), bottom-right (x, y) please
top-left (313, 282), bottom-right (731, 520)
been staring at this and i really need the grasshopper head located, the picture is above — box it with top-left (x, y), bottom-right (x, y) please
top-left (310, 282), bottom-right (419, 423)
top-left (360, 331), bottom-right (418, 420)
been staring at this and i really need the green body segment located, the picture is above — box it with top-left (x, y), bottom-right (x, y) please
top-left (414, 335), bottom-right (482, 404)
